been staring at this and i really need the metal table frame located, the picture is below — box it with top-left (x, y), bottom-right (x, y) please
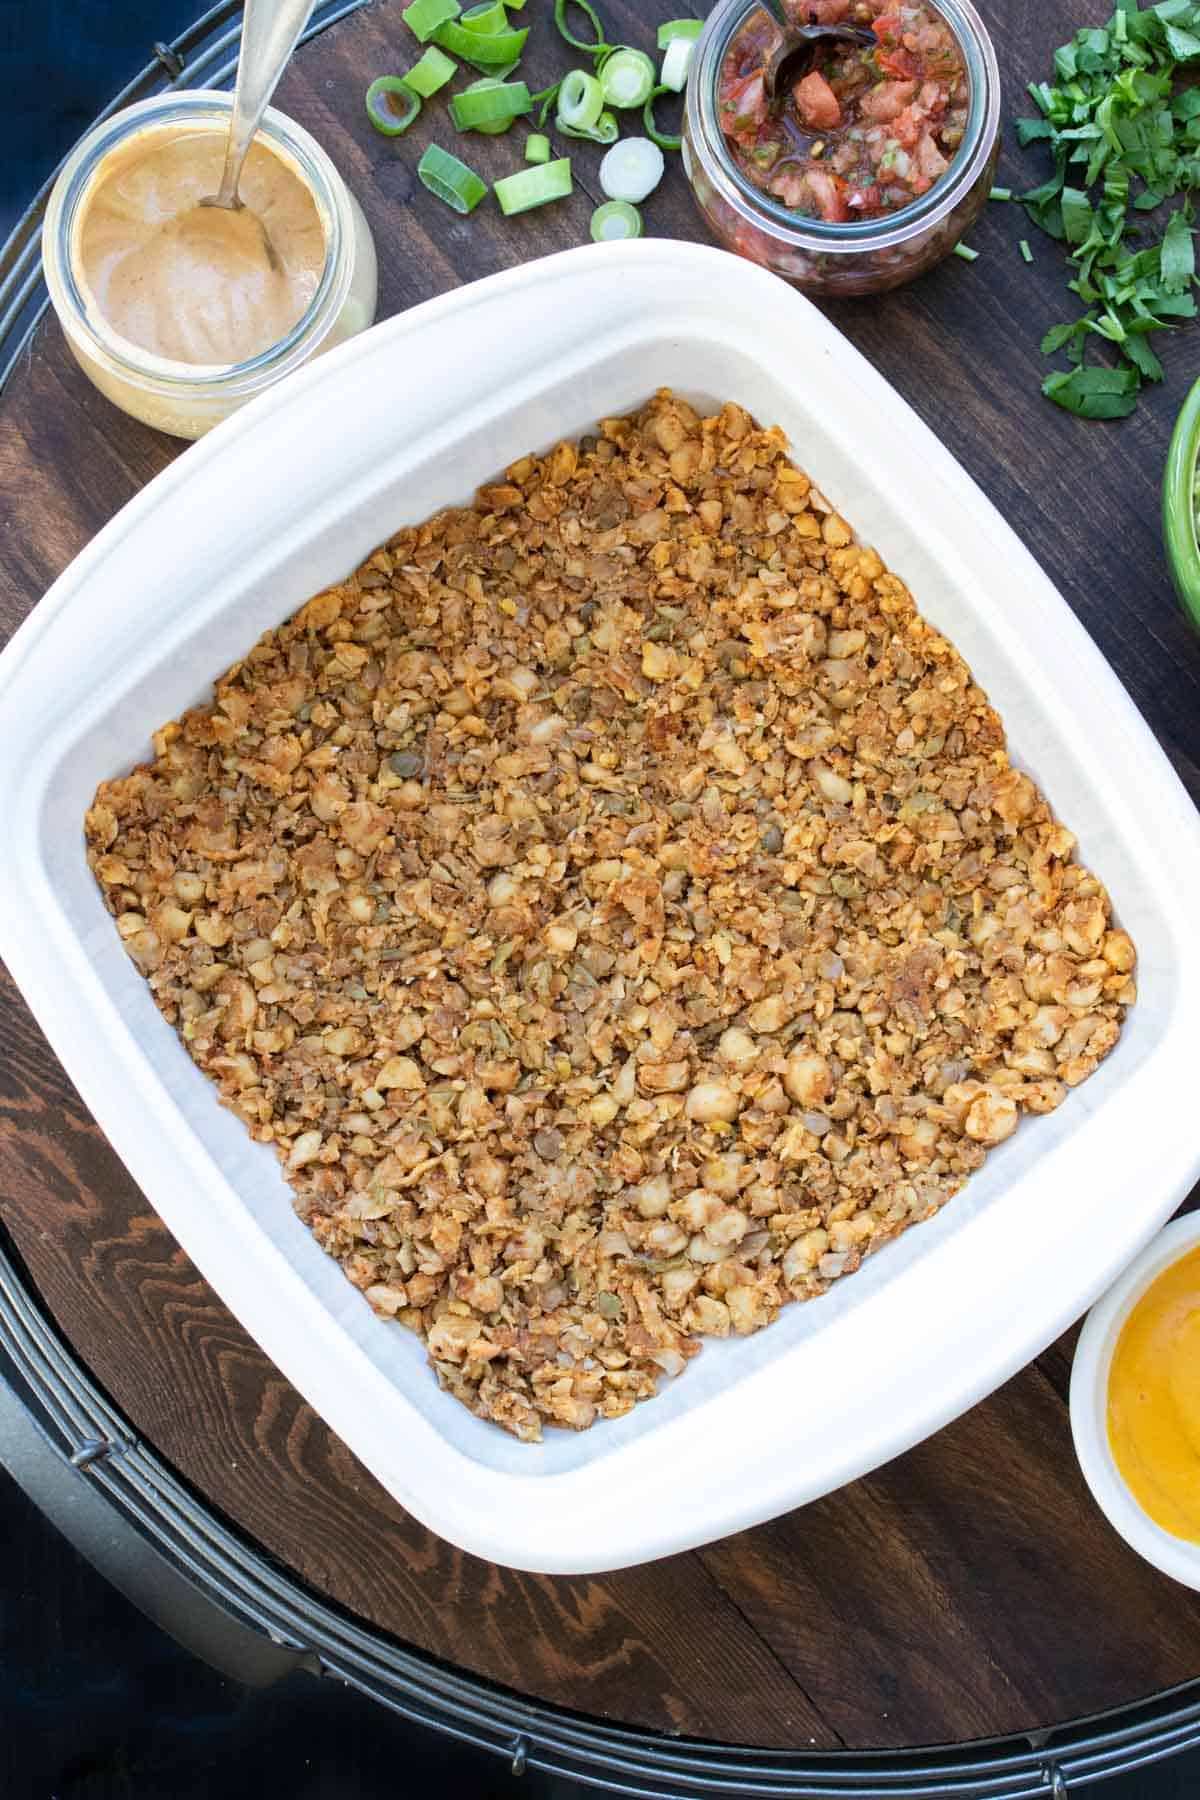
top-left (2, 7), bottom-right (1199, 1793)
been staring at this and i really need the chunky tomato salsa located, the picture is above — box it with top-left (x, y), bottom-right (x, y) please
top-left (718, 0), bottom-right (968, 224)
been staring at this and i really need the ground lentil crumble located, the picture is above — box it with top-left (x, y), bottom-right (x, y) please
top-left (86, 392), bottom-right (1136, 1442)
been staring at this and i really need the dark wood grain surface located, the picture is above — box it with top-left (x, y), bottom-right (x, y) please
top-left (3, 0), bottom-right (1200, 1755)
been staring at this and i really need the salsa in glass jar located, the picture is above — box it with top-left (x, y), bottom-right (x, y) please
top-left (718, 0), bottom-right (969, 224)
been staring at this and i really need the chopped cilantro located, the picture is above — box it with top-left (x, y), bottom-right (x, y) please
top-left (1042, 364), bottom-right (1140, 419)
top-left (1161, 204), bottom-right (1196, 287)
top-left (1015, 1), bottom-right (1200, 419)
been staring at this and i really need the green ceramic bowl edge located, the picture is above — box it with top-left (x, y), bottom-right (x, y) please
top-left (1163, 373), bottom-right (1200, 632)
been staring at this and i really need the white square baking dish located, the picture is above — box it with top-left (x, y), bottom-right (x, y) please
top-left (2, 240), bottom-right (1199, 1574)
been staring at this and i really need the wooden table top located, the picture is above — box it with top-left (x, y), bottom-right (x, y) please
top-left (3, 0), bottom-right (1200, 1757)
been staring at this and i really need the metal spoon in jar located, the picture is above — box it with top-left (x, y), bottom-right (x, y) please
top-left (201, 0), bottom-right (317, 262)
top-left (758, 3), bottom-right (878, 110)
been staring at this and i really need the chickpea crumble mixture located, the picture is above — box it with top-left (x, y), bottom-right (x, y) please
top-left (86, 392), bottom-right (1136, 1443)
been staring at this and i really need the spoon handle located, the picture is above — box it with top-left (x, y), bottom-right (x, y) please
top-left (212, 0), bottom-right (318, 208)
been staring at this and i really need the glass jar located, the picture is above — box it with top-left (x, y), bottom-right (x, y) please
top-left (683, 0), bottom-right (1000, 298)
top-left (42, 91), bottom-right (378, 439)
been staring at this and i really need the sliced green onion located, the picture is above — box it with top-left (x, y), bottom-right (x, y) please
top-left (599, 46), bottom-right (655, 109)
top-left (1020, 238), bottom-right (1034, 263)
top-left (953, 242), bottom-right (979, 262)
top-left (365, 76), bottom-right (422, 136)
top-left (417, 143), bottom-right (488, 212)
top-left (494, 157), bottom-right (573, 215)
top-left (505, 0), bottom-right (527, 7)
top-left (590, 199), bottom-right (643, 241)
top-left (558, 68), bottom-right (604, 130)
top-left (554, 0), bottom-right (610, 58)
top-left (657, 18), bottom-right (703, 48)
top-left (642, 85), bottom-right (681, 152)
top-left (989, 185), bottom-right (1013, 202)
top-left (433, 19), bottom-right (528, 65)
top-left (450, 77), bottom-right (532, 131)
top-left (526, 132), bottom-right (551, 162)
top-left (559, 109), bottom-right (618, 144)
top-left (461, 0), bottom-right (508, 28)
top-left (402, 46), bottom-right (458, 96)
top-left (525, 79), bottom-right (557, 127)
top-left (599, 135), bottom-right (664, 202)
top-left (403, 0), bottom-right (461, 42)
top-left (659, 35), bottom-right (695, 92)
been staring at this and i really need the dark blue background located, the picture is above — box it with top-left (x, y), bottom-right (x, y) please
top-left (2, 5), bottom-right (1200, 1797)
top-left (0, 0), bottom-right (206, 238)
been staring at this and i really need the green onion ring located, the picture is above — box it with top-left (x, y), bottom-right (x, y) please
top-left (558, 68), bottom-right (604, 130)
top-left (493, 157), bottom-right (574, 215)
top-left (402, 0), bottom-right (461, 43)
top-left (433, 20), bottom-right (528, 65)
top-left (598, 46), bottom-right (655, 110)
top-left (590, 199), bottom-right (643, 240)
top-left (599, 134), bottom-right (664, 202)
top-left (401, 46), bottom-right (457, 96)
top-left (450, 77), bottom-right (532, 131)
top-left (417, 143), bottom-right (489, 212)
top-left (525, 133), bottom-right (551, 162)
top-left (657, 18), bottom-right (702, 47)
top-left (659, 35), bottom-right (695, 92)
top-left (532, 80), bottom-right (562, 127)
top-left (559, 109), bottom-right (618, 145)
top-left (642, 83), bottom-right (682, 151)
top-left (554, 0), bottom-right (610, 59)
top-left (364, 76), bottom-right (422, 135)
top-left (461, 0), bottom-right (507, 31)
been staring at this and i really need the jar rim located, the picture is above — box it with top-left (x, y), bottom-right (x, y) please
top-left (686, 0), bottom-right (1001, 254)
top-left (42, 90), bottom-right (352, 393)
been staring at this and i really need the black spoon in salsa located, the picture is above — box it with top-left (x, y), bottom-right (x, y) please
top-left (759, 4), bottom-right (878, 110)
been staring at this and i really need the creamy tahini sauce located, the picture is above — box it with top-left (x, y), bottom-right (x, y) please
top-left (76, 126), bottom-right (326, 366)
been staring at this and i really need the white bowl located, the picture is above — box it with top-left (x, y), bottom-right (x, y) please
top-left (3, 240), bottom-right (1200, 1573)
top-left (1071, 1214), bottom-right (1200, 1588)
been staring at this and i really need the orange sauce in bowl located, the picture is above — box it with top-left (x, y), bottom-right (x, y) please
top-left (1108, 1244), bottom-right (1200, 1544)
